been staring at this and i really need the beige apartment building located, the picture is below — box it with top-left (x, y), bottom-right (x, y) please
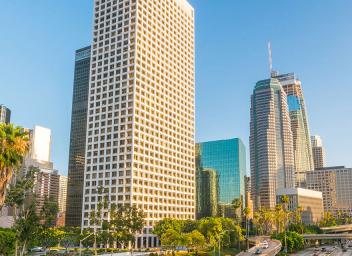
top-left (311, 135), bottom-right (326, 170)
top-left (306, 166), bottom-right (352, 217)
top-left (82, 0), bottom-right (195, 247)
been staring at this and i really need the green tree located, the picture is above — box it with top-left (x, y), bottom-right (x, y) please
top-left (198, 217), bottom-right (223, 249)
top-left (186, 230), bottom-right (206, 255)
top-left (272, 231), bottom-right (304, 253)
top-left (14, 202), bottom-right (39, 256)
top-left (231, 198), bottom-right (243, 222)
top-left (182, 219), bottom-right (198, 233)
top-left (121, 205), bottom-right (144, 251)
top-left (243, 207), bottom-right (251, 251)
top-left (40, 196), bottom-right (59, 227)
top-left (274, 204), bottom-right (285, 233)
top-left (36, 227), bottom-right (65, 250)
top-left (319, 212), bottom-right (336, 227)
top-left (4, 168), bottom-right (38, 256)
top-left (0, 228), bottom-right (16, 255)
top-left (160, 229), bottom-right (182, 251)
top-left (152, 218), bottom-right (184, 238)
top-left (0, 124), bottom-right (29, 207)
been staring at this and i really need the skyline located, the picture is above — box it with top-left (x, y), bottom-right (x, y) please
top-left (2, 1), bottom-right (352, 175)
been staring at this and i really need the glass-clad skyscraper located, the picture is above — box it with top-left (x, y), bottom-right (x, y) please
top-left (196, 138), bottom-right (246, 213)
top-left (66, 46), bottom-right (91, 227)
top-left (196, 168), bottom-right (219, 218)
top-left (274, 73), bottom-right (314, 187)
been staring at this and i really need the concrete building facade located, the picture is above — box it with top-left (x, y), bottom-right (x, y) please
top-left (306, 166), bottom-right (352, 217)
top-left (311, 135), bottom-right (326, 170)
top-left (82, 0), bottom-right (195, 247)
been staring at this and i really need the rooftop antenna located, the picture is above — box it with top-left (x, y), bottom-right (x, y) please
top-left (268, 41), bottom-right (273, 75)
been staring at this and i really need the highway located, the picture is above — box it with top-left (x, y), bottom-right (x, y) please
top-left (296, 245), bottom-right (352, 256)
top-left (238, 238), bottom-right (281, 256)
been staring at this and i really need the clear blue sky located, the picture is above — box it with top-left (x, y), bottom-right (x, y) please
top-left (1, 1), bottom-right (352, 175)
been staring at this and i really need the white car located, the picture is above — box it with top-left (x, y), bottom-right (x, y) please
top-left (261, 241), bottom-right (269, 249)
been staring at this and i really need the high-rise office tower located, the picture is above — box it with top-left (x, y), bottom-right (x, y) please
top-left (0, 104), bottom-right (11, 124)
top-left (250, 77), bottom-right (295, 210)
top-left (66, 46), bottom-right (91, 226)
top-left (275, 73), bottom-right (314, 187)
top-left (311, 135), bottom-right (326, 170)
top-left (196, 168), bottom-right (219, 218)
top-left (82, 0), bottom-right (195, 247)
top-left (196, 138), bottom-right (246, 217)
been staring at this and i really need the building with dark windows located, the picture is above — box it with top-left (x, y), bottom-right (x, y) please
top-left (250, 76), bottom-right (295, 210)
top-left (196, 168), bottom-right (219, 218)
top-left (275, 73), bottom-right (314, 187)
top-left (66, 46), bottom-right (91, 227)
top-left (0, 104), bottom-right (11, 124)
top-left (196, 138), bottom-right (246, 218)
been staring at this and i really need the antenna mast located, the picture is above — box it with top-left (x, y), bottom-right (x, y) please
top-left (268, 41), bottom-right (273, 74)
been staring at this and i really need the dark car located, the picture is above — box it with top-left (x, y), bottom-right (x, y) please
top-left (254, 249), bottom-right (262, 254)
top-left (30, 247), bottom-right (45, 252)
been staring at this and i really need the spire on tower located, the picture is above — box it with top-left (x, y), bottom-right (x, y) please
top-left (268, 41), bottom-right (273, 74)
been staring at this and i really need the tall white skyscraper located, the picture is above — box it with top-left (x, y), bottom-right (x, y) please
top-left (250, 77), bottom-right (295, 210)
top-left (82, 0), bottom-right (195, 247)
top-left (29, 126), bottom-right (52, 164)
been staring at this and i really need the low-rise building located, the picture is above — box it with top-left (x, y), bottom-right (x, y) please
top-left (277, 187), bottom-right (324, 224)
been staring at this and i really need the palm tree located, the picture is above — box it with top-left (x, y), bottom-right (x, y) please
top-left (275, 204), bottom-right (285, 233)
top-left (232, 198), bottom-right (243, 222)
top-left (280, 195), bottom-right (289, 253)
top-left (0, 124), bottom-right (29, 207)
top-left (243, 207), bottom-right (251, 251)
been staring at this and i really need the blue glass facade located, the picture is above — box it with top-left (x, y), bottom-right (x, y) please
top-left (287, 95), bottom-right (302, 111)
top-left (197, 138), bottom-right (246, 205)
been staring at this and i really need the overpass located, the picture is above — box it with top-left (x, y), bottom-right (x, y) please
top-left (303, 233), bottom-right (352, 240)
top-left (321, 224), bottom-right (352, 233)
